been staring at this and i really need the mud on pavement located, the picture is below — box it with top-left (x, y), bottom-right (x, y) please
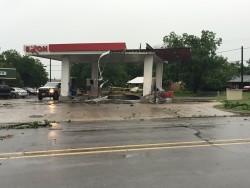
top-left (0, 98), bottom-right (236, 125)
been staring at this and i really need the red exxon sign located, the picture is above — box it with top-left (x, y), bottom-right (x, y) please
top-left (25, 45), bottom-right (49, 54)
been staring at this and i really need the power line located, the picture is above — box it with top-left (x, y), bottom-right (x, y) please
top-left (229, 60), bottom-right (248, 63)
top-left (217, 48), bottom-right (241, 53)
top-left (217, 46), bottom-right (250, 54)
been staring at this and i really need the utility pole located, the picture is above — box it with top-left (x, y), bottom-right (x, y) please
top-left (50, 59), bottom-right (51, 82)
top-left (241, 46), bottom-right (244, 89)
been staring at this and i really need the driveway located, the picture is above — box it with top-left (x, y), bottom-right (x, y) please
top-left (0, 98), bottom-right (235, 124)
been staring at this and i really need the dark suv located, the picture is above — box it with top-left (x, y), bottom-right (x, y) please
top-left (37, 82), bottom-right (61, 100)
top-left (0, 85), bottom-right (11, 99)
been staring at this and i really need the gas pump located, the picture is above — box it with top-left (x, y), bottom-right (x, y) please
top-left (69, 77), bottom-right (77, 97)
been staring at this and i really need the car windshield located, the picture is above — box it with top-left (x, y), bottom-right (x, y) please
top-left (13, 88), bottom-right (22, 91)
top-left (44, 82), bottom-right (60, 87)
top-left (28, 88), bottom-right (35, 91)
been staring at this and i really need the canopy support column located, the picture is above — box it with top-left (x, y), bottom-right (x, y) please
top-left (60, 56), bottom-right (70, 98)
top-left (143, 54), bottom-right (153, 96)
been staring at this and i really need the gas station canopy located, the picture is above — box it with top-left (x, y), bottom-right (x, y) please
top-left (24, 42), bottom-right (191, 98)
top-left (24, 42), bottom-right (191, 64)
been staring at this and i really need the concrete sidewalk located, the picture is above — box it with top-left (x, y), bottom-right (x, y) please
top-left (0, 98), bottom-right (236, 124)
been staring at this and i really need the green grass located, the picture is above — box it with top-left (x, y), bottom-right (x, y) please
top-left (172, 90), bottom-right (250, 112)
top-left (215, 92), bottom-right (250, 112)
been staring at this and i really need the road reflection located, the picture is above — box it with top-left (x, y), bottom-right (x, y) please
top-left (48, 101), bottom-right (56, 113)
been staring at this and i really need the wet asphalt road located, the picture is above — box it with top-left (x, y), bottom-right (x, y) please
top-left (1, 116), bottom-right (250, 188)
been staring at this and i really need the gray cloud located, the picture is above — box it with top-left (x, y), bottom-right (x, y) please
top-left (1, 0), bottom-right (250, 78)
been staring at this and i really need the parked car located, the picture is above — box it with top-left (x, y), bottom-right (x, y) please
top-left (243, 86), bottom-right (250, 91)
top-left (37, 82), bottom-right (61, 100)
top-left (10, 87), bottom-right (28, 98)
top-left (243, 86), bottom-right (250, 92)
top-left (0, 85), bottom-right (11, 98)
top-left (23, 87), bottom-right (37, 95)
top-left (130, 87), bottom-right (142, 93)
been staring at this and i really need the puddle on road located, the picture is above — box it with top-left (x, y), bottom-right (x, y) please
top-left (25, 99), bottom-right (60, 106)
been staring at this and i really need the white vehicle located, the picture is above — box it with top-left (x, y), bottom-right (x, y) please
top-left (10, 87), bottom-right (28, 98)
top-left (130, 87), bottom-right (143, 93)
top-left (37, 82), bottom-right (61, 100)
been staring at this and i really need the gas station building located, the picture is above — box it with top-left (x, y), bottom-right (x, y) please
top-left (24, 43), bottom-right (190, 100)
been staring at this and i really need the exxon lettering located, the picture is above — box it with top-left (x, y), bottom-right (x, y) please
top-left (26, 46), bottom-right (48, 54)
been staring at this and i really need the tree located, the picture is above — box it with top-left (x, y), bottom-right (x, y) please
top-left (70, 63), bottom-right (91, 89)
top-left (163, 30), bottom-right (238, 92)
top-left (0, 50), bottom-right (23, 86)
top-left (70, 62), bottom-right (140, 89)
top-left (125, 63), bottom-right (144, 80)
top-left (0, 50), bottom-right (48, 87)
top-left (101, 63), bottom-right (129, 87)
top-left (245, 59), bottom-right (250, 75)
top-left (200, 56), bottom-right (239, 90)
top-left (20, 56), bottom-right (48, 87)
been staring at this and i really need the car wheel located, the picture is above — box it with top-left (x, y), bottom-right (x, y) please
top-left (53, 93), bottom-right (59, 100)
top-left (12, 93), bottom-right (16, 98)
top-left (38, 95), bottom-right (43, 100)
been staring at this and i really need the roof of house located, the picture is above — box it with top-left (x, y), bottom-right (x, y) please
top-left (228, 75), bottom-right (250, 83)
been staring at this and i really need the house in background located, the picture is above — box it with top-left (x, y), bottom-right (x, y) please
top-left (227, 75), bottom-right (250, 89)
top-left (0, 68), bottom-right (16, 84)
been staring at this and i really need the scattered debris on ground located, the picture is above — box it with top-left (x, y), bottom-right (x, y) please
top-left (0, 134), bottom-right (13, 140)
top-left (0, 120), bottom-right (53, 130)
top-left (49, 122), bottom-right (63, 130)
top-left (29, 115), bottom-right (44, 118)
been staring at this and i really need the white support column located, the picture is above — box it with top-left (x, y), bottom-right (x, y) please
top-left (91, 61), bottom-right (99, 97)
top-left (156, 61), bottom-right (163, 90)
top-left (143, 54), bottom-right (153, 96)
top-left (61, 56), bottom-right (70, 97)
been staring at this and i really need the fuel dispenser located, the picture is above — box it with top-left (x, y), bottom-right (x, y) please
top-left (69, 77), bottom-right (77, 97)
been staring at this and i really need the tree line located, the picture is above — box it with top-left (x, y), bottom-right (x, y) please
top-left (71, 30), bottom-right (250, 92)
top-left (0, 49), bottom-right (48, 87)
top-left (1, 30), bottom-right (250, 91)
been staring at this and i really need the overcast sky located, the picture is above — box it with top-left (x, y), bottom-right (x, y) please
top-left (1, 0), bottom-right (250, 79)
